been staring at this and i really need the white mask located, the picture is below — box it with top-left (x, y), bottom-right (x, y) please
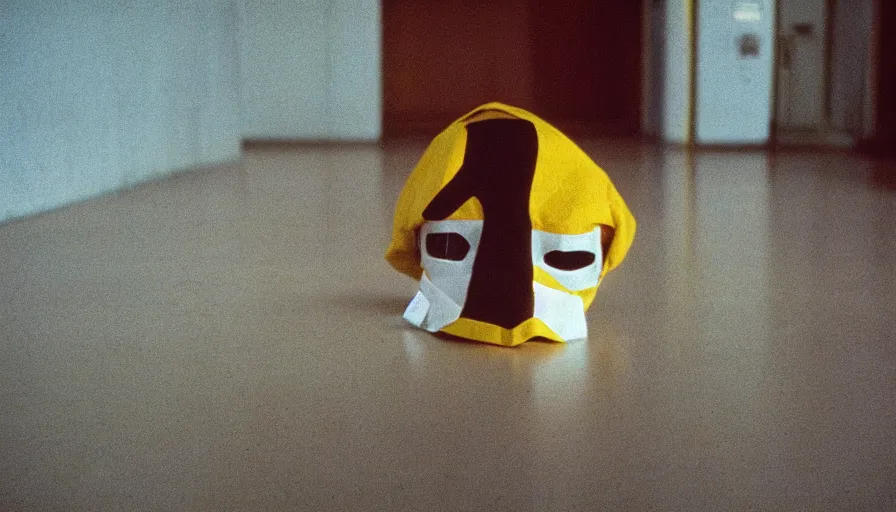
top-left (403, 220), bottom-right (605, 342)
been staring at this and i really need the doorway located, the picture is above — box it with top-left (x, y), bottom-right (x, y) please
top-left (381, 0), bottom-right (643, 138)
top-left (774, 0), bottom-right (832, 145)
top-left (773, 0), bottom-right (875, 147)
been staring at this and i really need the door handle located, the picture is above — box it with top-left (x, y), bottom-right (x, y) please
top-left (778, 35), bottom-right (793, 70)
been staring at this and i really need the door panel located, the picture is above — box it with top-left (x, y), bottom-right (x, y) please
top-left (776, 0), bottom-right (828, 131)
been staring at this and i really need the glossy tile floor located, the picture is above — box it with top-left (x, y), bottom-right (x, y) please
top-left (1, 141), bottom-right (895, 510)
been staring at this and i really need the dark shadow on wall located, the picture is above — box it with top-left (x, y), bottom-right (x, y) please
top-left (529, 0), bottom-right (643, 136)
top-left (861, 0), bottom-right (896, 158)
top-left (876, 1), bottom-right (896, 157)
top-left (382, 0), bottom-right (644, 138)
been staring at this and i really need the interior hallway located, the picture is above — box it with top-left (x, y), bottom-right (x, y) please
top-left (1, 141), bottom-right (895, 509)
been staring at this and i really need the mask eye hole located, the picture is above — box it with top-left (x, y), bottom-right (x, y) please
top-left (544, 250), bottom-right (595, 271)
top-left (425, 232), bottom-right (470, 261)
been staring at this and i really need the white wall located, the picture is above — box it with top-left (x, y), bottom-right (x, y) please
top-left (660, 0), bottom-right (695, 144)
top-left (1, 1), bottom-right (242, 224)
top-left (696, 0), bottom-right (776, 144)
top-left (238, 0), bottom-right (381, 140)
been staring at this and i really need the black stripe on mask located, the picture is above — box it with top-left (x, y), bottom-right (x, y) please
top-left (422, 118), bottom-right (538, 329)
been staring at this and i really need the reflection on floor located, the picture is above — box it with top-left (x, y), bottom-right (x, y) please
top-left (775, 128), bottom-right (856, 149)
top-left (1, 141), bottom-right (895, 510)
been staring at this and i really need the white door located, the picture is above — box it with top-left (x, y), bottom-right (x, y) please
top-left (695, 0), bottom-right (776, 144)
top-left (776, 0), bottom-right (828, 131)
